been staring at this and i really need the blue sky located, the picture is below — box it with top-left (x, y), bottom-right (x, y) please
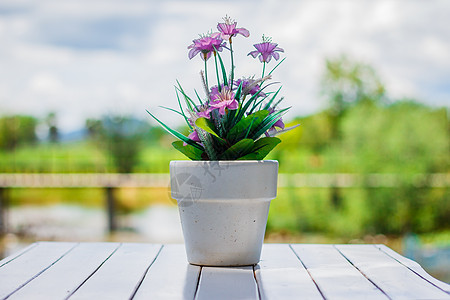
top-left (0, 0), bottom-right (449, 131)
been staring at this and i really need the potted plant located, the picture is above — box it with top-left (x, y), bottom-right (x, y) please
top-left (148, 16), bottom-right (297, 266)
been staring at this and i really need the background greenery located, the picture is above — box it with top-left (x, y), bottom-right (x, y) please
top-left (1, 55), bottom-right (449, 241)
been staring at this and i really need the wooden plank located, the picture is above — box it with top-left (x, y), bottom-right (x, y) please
top-left (133, 244), bottom-right (201, 299)
top-left (255, 244), bottom-right (323, 299)
top-left (195, 266), bottom-right (258, 300)
top-left (336, 244), bottom-right (450, 300)
top-left (375, 244), bottom-right (450, 294)
top-left (0, 243), bottom-right (38, 268)
top-left (0, 242), bottom-right (77, 299)
top-left (291, 244), bottom-right (387, 299)
top-left (8, 242), bottom-right (120, 300)
top-left (68, 243), bottom-right (161, 300)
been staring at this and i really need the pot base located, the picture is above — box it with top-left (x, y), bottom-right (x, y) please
top-left (179, 200), bottom-right (270, 266)
top-left (170, 160), bottom-right (278, 267)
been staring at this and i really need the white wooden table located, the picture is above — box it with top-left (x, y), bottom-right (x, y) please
top-left (0, 242), bottom-right (449, 299)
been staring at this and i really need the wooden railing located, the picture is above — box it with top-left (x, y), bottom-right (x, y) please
top-left (0, 173), bottom-right (448, 188)
top-left (0, 173), bottom-right (448, 234)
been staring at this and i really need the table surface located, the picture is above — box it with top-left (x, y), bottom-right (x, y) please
top-left (0, 242), bottom-right (449, 300)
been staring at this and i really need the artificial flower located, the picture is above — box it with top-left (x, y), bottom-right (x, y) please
top-left (209, 87), bottom-right (238, 115)
top-left (234, 78), bottom-right (266, 97)
top-left (217, 17), bottom-right (249, 41)
top-left (248, 42), bottom-right (284, 63)
top-left (188, 33), bottom-right (226, 61)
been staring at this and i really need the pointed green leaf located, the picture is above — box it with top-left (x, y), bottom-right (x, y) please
top-left (215, 50), bottom-right (228, 87)
top-left (172, 141), bottom-right (204, 160)
top-left (160, 106), bottom-right (184, 117)
top-left (219, 139), bottom-right (254, 160)
top-left (175, 88), bottom-right (192, 129)
top-left (268, 57), bottom-right (286, 76)
top-left (176, 80), bottom-right (196, 110)
top-left (262, 86), bottom-right (282, 111)
top-left (194, 89), bottom-right (204, 105)
top-left (234, 81), bottom-right (243, 100)
top-left (238, 137), bottom-right (281, 160)
top-left (250, 107), bottom-right (290, 139)
top-left (227, 110), bottom-right (270, 142)
top-left (195, 117), bottom-right (221, 139)
top-left (146, 110), bottom-right (203, 150)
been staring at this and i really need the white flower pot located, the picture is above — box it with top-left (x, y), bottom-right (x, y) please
top-left (170, 160), bottom-right (278, 266)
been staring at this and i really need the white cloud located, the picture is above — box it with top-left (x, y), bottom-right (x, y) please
top-left (0, 0), bottom-right (449, 132)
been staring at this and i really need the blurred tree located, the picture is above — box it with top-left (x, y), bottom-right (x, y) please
top-left (0, 115), bottom-right (38, 151)
top-left (294, 112), bottom-right (333, 154)
top-left (321, 55), bottom-right (386, 139)
top-left (45, 112), bottom-right (59, 143)
top-left (340, 100), bottom-right (450, 233)
top-left (86, 116), bottom-right (150, 173)
top-left (341, 100), bottom-right (449, 173)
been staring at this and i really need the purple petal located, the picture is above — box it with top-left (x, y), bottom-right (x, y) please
top-left (272, 51), bottom-right (280, 60)
top-left (188, 48), bottom-right (200, 59)
top-left (248, 50), bottom-right (259, 58)
top-left (227, 100), bottom-right (238, 110)
top-left (262, 53), bottom-right (271, 62)
top-left (236, 27), bottom-right (250, 37)
top-left (210, 32), bottom-right (222, 39)
top-left (274, 118), bottom-right (285, 129)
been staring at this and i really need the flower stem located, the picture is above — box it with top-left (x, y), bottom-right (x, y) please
top-left (214, 52), bottom-right (221, 92)
top-left (262, 62), bottom-right (266, 78)
top-left (203, 54), bottom-right (209, 89)
top-left (230, 39), bottom-right (235, 84)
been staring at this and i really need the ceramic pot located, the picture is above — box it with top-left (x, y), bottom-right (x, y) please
top-left (170, 160), bottom-right (278, 266)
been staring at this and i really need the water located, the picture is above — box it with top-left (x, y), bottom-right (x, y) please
top-left (1, 204), bottom-right (184, 258)
top-left (1, 204), bottom-right (449, 284)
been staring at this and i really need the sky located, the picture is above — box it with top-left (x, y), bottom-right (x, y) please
top-left (0, 0), bottom-right (449, 132)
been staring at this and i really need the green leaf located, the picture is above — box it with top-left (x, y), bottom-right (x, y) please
top-left (219, 139), bottom-right (254, 160)
top-left (250, 107), bottom-right (290, 139)
top-left (175, 88), bottom-right (192, 129)
top-left (146, 110), bottom-right (203, 150)
top-left (262, 86), bottom-right (282, 111)
top-left (268, 57), bottom-right (286, 76)
top-left (238, 137), bottom-right (281, 160)
top-left (176, 80), bottom-right (196, 110)
top-left (160, 106), bottom-right (184, 117)
top-left (195, 117), bottom-right (221, 139)
top-left (215, 50), bottom-right (228, 87)
top-left (227, 110), bottom-right (270, 142)
top-left (172, 141), bottom-right (204, 160)
top-left (234, 81), bottom-right (243, 100)
top-left (194, 89), bottom-right (204, 105)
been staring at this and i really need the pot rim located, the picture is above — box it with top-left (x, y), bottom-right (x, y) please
top-left (170, 159), bottom-right (278, 165)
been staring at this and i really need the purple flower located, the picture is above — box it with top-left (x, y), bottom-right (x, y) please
top-left (184, 130), bottom-right (201, 146)
top-left (217, 17), bottom-right (249, 41)
top-left (209, 87), bottom-right (238, 115)
top-left (196, 104), bottom-right (213, 119)
top-left (209, 84), bottom-right (226, 101)
top-left (248, 42), bottom-right (284, 63)
top-left (233, 79), bottom-right (265, 98)
top-left (188, 33), bottom-right (226, 61)
top-left (265, 108), bottom-right (285, 137)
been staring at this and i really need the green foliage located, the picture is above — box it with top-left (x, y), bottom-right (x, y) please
top-left (147, 19), bottom-right (292, 161)
top-left (341, 100), bottom-right (449, 173)
top-left (322, 54), bottom-right (386, 114)
top-left (2, 55), bottom-right (449, 239)
top-left (172, 141), bottom-right (204, 160)
top-left (0, 115), bottom-right (38, 151)
top-left (321, 55), bottom-right (386, 140)
top-left (86, 116), bottom-right (150, 173)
